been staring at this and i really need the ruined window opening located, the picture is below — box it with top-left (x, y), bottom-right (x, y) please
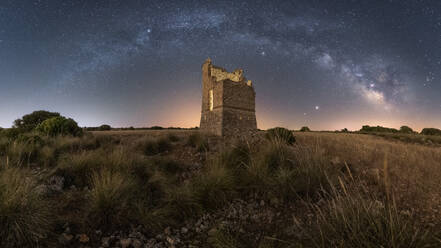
top-left (209, 89), bottom-right (214, 111)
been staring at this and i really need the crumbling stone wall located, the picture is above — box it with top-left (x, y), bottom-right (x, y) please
top-left (200, 58), bottom-right (257, 136)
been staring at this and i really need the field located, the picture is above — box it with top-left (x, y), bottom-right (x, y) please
top-left (1, 130), bottom-right (441, 247)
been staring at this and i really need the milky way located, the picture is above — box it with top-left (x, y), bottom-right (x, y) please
top-left (1, 0), bottom-right (441, 130)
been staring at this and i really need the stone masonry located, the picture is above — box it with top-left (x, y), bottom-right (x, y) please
top-left (200, 58), bottom-right (257, 136)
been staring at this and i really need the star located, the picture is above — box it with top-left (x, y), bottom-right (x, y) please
top-left (315, 106), bottom-right (320, 110)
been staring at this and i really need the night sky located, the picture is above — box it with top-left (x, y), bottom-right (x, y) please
top-left (1, 0), bottom-right (441, 131)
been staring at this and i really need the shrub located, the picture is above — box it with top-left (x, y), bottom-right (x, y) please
top-left (265, 127), bottom-right (296, 145)
top-left (99, 124), bottom-right (111, 131)
top-left (88, 168), bottom-right (134, 229)
top-left (1, 128), bottom-right (21, 140)
top-left (360, 125), bottom-right (398, 133)
top-left (13, 110), bottom-right (61, 132)
top-left (421, 128), bottom-right (441, 136)
top-left (300, 126), bottom-right (311, 132)
top-left (0, 168), bottom-right (52, 247)
top-left (36, 117), bottom-right (82, 137)
top-left (399, 126), bottom-right (414, 134)
top-left (16, 133), bottom-right (45, 146)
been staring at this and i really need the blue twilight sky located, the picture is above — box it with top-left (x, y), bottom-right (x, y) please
top-left (1, 0), bottom-right (441, 131)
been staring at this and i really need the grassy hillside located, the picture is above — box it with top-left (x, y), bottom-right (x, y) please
top-left (0, 130), bottom-right (440, 247)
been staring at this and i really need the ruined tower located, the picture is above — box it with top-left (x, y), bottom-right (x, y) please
top-left (200, 58), bottom-right (257, 136)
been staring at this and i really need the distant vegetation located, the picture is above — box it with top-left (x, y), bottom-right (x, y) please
top-left (300, 126), bottom-right (311, 132)
top-left (360, 125), bottom-right (399, 133)
top-left (85, 125), bottom-right (199, 131)
top-left (399, 125), bottom-right (415, 134)
top-left (358, 125), bottom-right (441, 146)
top-left (421, 128), bottom-right (441, 136)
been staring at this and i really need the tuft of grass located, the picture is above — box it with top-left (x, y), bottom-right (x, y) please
top-left (151, 156), bottom-right (184, 175)
top-left (54, 150), bottom-right (104, 188)
top-left (87, 168), bottom-right (134, 229)
top-left (266, 127), bottom-right (296, 145)
top-left (137, 136), bottom-right (172, 156)
top-left (134, 204), bottom-right (171, 233)
top-left (163, 184), bottom-right (202, 220)
top-left (192, 160), bottom-right (236, 210)
top-left (208, 228), bottom-right (244, 248)
top-left (220, 139), bottom-right (252, 170)
top-left (261, 138), bottom-right (292, 171)
top-left (4, 138), bottom-right (45, 167)
top-left (186, 132), bottom-right (209, 152)
top-left (167, 133), bottom-right (180, 142)
top-left (295, 176), bottom-right (439, 248)
top-left (0, 168), bottom-right (52, 247)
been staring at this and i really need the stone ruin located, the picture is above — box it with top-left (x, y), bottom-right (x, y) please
top-left (200, 58), bottom-right (257, 136)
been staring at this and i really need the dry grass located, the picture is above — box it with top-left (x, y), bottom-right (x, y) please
top-left (0, 168), bottom-right (53, 247)
top-left (295, 132), bottom-right (441, 227)
top-left (0, 129), bottom-right (440, 246)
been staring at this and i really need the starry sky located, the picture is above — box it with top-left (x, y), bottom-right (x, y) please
top-left (1, 0), bottom-right (441, 131)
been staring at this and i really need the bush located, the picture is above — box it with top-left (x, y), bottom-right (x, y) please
top-left (0, 168), bottom-right (52, 247)
top-left (13, 110), bottom-right (61, 132)
top-left (99, 124), bottom-right (111, 131)
top-left (399, 126), bottom-right (414, 134)
top-left (421, 128), bottom-right (441, 136)
top-left (36, 116), bottom-right (82, 137)
top-left (300, 126), bottom-right (311, 132)
top-left (265, 127), bottom-right (296, 145)
top-left (1, 128), bottom-right (22, 140)
top-left (360, 125), bottom-right (398, 133)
